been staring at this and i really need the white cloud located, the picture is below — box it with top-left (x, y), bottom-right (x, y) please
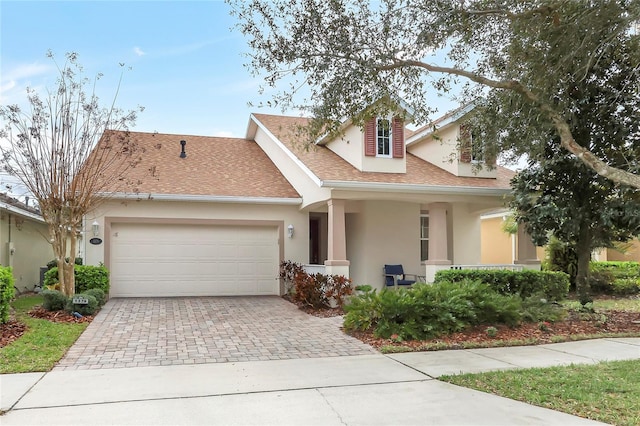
top-left (0, 62), bottom-right (53, 103)
top-left (211, 129), bottom-right (235, 138)
top-left (133, 47), bottom-right (146, 57)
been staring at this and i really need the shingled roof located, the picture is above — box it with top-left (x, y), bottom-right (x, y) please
top-left (95, 131), bottom-right (300, 199)
top-left (252, 114), bottom-right (515, 189)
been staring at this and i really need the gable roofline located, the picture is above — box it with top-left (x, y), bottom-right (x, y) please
top-left (320, 180), bottom-right (511, 196)
top-left (315, 97), bottom-right (415, 146)
top-left (247, 113), bottom-right (323, 187)
top-left (97, 192), bottom-right (302, 205)
top-left (406, 103), bottom-right (476, 147)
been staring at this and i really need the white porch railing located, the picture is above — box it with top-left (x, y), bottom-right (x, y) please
top-left (449, 264), bottom-right (525, 271)
top-left (303, 264), bottom-right (326, 275)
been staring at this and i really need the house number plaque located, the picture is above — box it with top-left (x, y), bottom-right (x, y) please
top-left (89, 237), bottom-right (103, 245)
top-left (72, 296), bottom-right (89, 305)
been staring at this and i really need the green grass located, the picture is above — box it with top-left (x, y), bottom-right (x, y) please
top-left (442, 359), bottom-right (640, 426)
top-left (0, 295), bottom-right (88, 374)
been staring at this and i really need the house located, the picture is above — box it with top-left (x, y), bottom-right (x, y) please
top-left (481, 211), bottom-right (640, 264)
top-left (480, 212), bottom-right (545, 265)
top-left (0, 194), bottom-right (53, 292)
top-left (83, 106), bottom-right (541, 298)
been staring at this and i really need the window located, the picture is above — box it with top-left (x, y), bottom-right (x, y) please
top-left (376, 118), bottom-right (391, 157)
top-left (420, 214), bottom-right (429, 262)
top-left (460, 125), bottom-right (484, 163)
top-left (470, 131), bottom-right (484, 162)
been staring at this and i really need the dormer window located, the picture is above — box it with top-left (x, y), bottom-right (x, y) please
top-left (460, 124), bottom-right (485, 163)
top-left (376, 118), bottom-right (391, 157)
top-left (364, 116), bottom-right (405, 159)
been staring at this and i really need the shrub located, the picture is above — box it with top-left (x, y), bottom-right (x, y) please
top-left (45, 264), bottom-right (110, 294)
top-left (589, 261), bottom-right (640, 295)
top-left (344, 280), bottom-right (523, 340)
top-left (520, 293), bottom-right (567, 323)
top-left (279, 260), bottom-right (305, 294)
top-left (66, 293), bottom-right (99, 316)
top-left (42, 290), bottom-right (68, 311)
top-left (279, 261), bottom-right (353, 308)
top-left (75, 265), bottom-right (109, 293)
top-left (546, 237), bottom-right (578, 287)
top-left (434, 269), bottom-right (569, 301)
top-left (84, 288), bottom-right (106, 306)
top-left (46, 257), bottom-right (83, 270)
top-left (0, 266), bottom-right (15, 324)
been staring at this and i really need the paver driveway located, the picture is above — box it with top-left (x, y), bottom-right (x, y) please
top-left (55, 297), bottom-right (376, 370)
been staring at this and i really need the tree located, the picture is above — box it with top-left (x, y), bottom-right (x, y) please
top-left (502, 30), bottom-right (640, 304)
top-left (0, 52), bottom-right (143, 296)
top-left (512, 150), bottom-right (640, 305)
top-left (228, 0), bottom-right (640, 187)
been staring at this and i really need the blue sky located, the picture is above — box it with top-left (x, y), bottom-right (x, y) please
top-left (0, 1), bottom-right (290, 139)
top-left (1, 1), bottom-right (459, 140)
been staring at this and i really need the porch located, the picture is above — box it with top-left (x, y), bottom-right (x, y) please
top-left (302, 199), bottom-right (541, 289)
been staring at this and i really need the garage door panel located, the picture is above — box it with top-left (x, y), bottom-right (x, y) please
top-left (110, 223), bottom-right (279, 297)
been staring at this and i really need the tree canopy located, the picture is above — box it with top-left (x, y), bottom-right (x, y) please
top-left (229, 0), bottom-right (640, 187)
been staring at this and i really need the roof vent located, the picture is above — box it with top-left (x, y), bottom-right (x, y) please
top-left (180, 140), bottom-right (186, 158)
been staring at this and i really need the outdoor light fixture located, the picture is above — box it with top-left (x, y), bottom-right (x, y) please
top-left (92, 220), bottom-right (100, 237)
top-left (287, 224), bottom-right (294, 238)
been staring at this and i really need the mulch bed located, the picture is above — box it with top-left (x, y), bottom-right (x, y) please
top-left (282, 294), bottom-right (346, 318)
top-left (348, 310), bottom-right (640, 350)
top-left (0, 320), bottom-right (27, 348)
top-left (0, 307), bottom-right (95, 348)
top-left (282, 295), bottom-right (640, 350)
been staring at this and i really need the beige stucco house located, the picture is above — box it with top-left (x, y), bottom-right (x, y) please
top-left (83, 106), bottom-right (540, 297)
top-left (0, 194), bottom-right (53, 292)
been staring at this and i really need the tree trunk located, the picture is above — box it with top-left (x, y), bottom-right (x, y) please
top-left (575, 224), bottom-right (593, 306)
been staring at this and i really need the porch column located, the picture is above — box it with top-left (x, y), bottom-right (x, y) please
top-left (324, 199), bottom-right (350, 277)
top-left (515, 225), bottom-right (541, 270)
top-left (425, 202), bottom-right (451, 282)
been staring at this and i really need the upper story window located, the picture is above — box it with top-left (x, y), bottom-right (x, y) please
top-left (460, 124), bottom-right (487, 163)
top-left (364, 115), bottom-right (404, 159)
top-left (376, 118), bottom-right (391, 157)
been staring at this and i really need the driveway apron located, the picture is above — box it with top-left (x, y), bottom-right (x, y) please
top-left (54, 296), bottom-right (376, 370)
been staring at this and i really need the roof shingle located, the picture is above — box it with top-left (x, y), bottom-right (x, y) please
top-left (95, 131), bottom-right (300, 198)
top-left (253, 113), bottom-right (515, 189)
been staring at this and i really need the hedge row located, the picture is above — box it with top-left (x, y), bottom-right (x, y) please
top-left (590, 261), bottom-right (640, 295)
top-left (0, 266), bottom-right (15, 324)
top-left (434, 269), bottom-right (569, 301)
top-left (44, 264), bottom-right (110, 294)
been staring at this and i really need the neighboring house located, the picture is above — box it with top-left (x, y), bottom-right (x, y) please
top-left (0, 194), bottom-right (53, 292)
top-left (83, 105), bottom-right (540, 297)
top-left (480, 212), bottom-right (545, 265)
top-left (593, 243), bottom-right (640, 262)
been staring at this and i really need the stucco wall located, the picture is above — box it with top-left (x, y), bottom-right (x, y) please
top-left (481, 216), bottom-right (513, 264)
top-left (326, 124), bottom-right (407, 174)
top-left (325, 125), bottom-right (364, 171)
top-left (346, 200), bottom-right (421, 289)
top-left (408, 125), bottom-right (459, 175)
top-left (451, 203), bottom-right (481, 264)
top-left (85, 200), bottom-right (309, 268)
top-left (0, 213), bottom-right (53, 291)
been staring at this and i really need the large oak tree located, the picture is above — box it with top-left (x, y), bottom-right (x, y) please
top-left (228, 0), bottom-right (640, 187)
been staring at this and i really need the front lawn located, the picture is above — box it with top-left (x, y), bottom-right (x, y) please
top-left (0, 295), bottom-right (88, 374)
top-left (442, 359), bottom-right (640, 426)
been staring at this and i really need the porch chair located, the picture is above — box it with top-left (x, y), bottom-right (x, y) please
top-left (383, 264), bottom-right (417, 289)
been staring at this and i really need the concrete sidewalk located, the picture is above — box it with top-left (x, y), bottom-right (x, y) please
top-left (2, 337), bottom-right (638, 425)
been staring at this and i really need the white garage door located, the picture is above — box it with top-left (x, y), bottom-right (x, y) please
top-left (110, 223), bottom-right (280, 297)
